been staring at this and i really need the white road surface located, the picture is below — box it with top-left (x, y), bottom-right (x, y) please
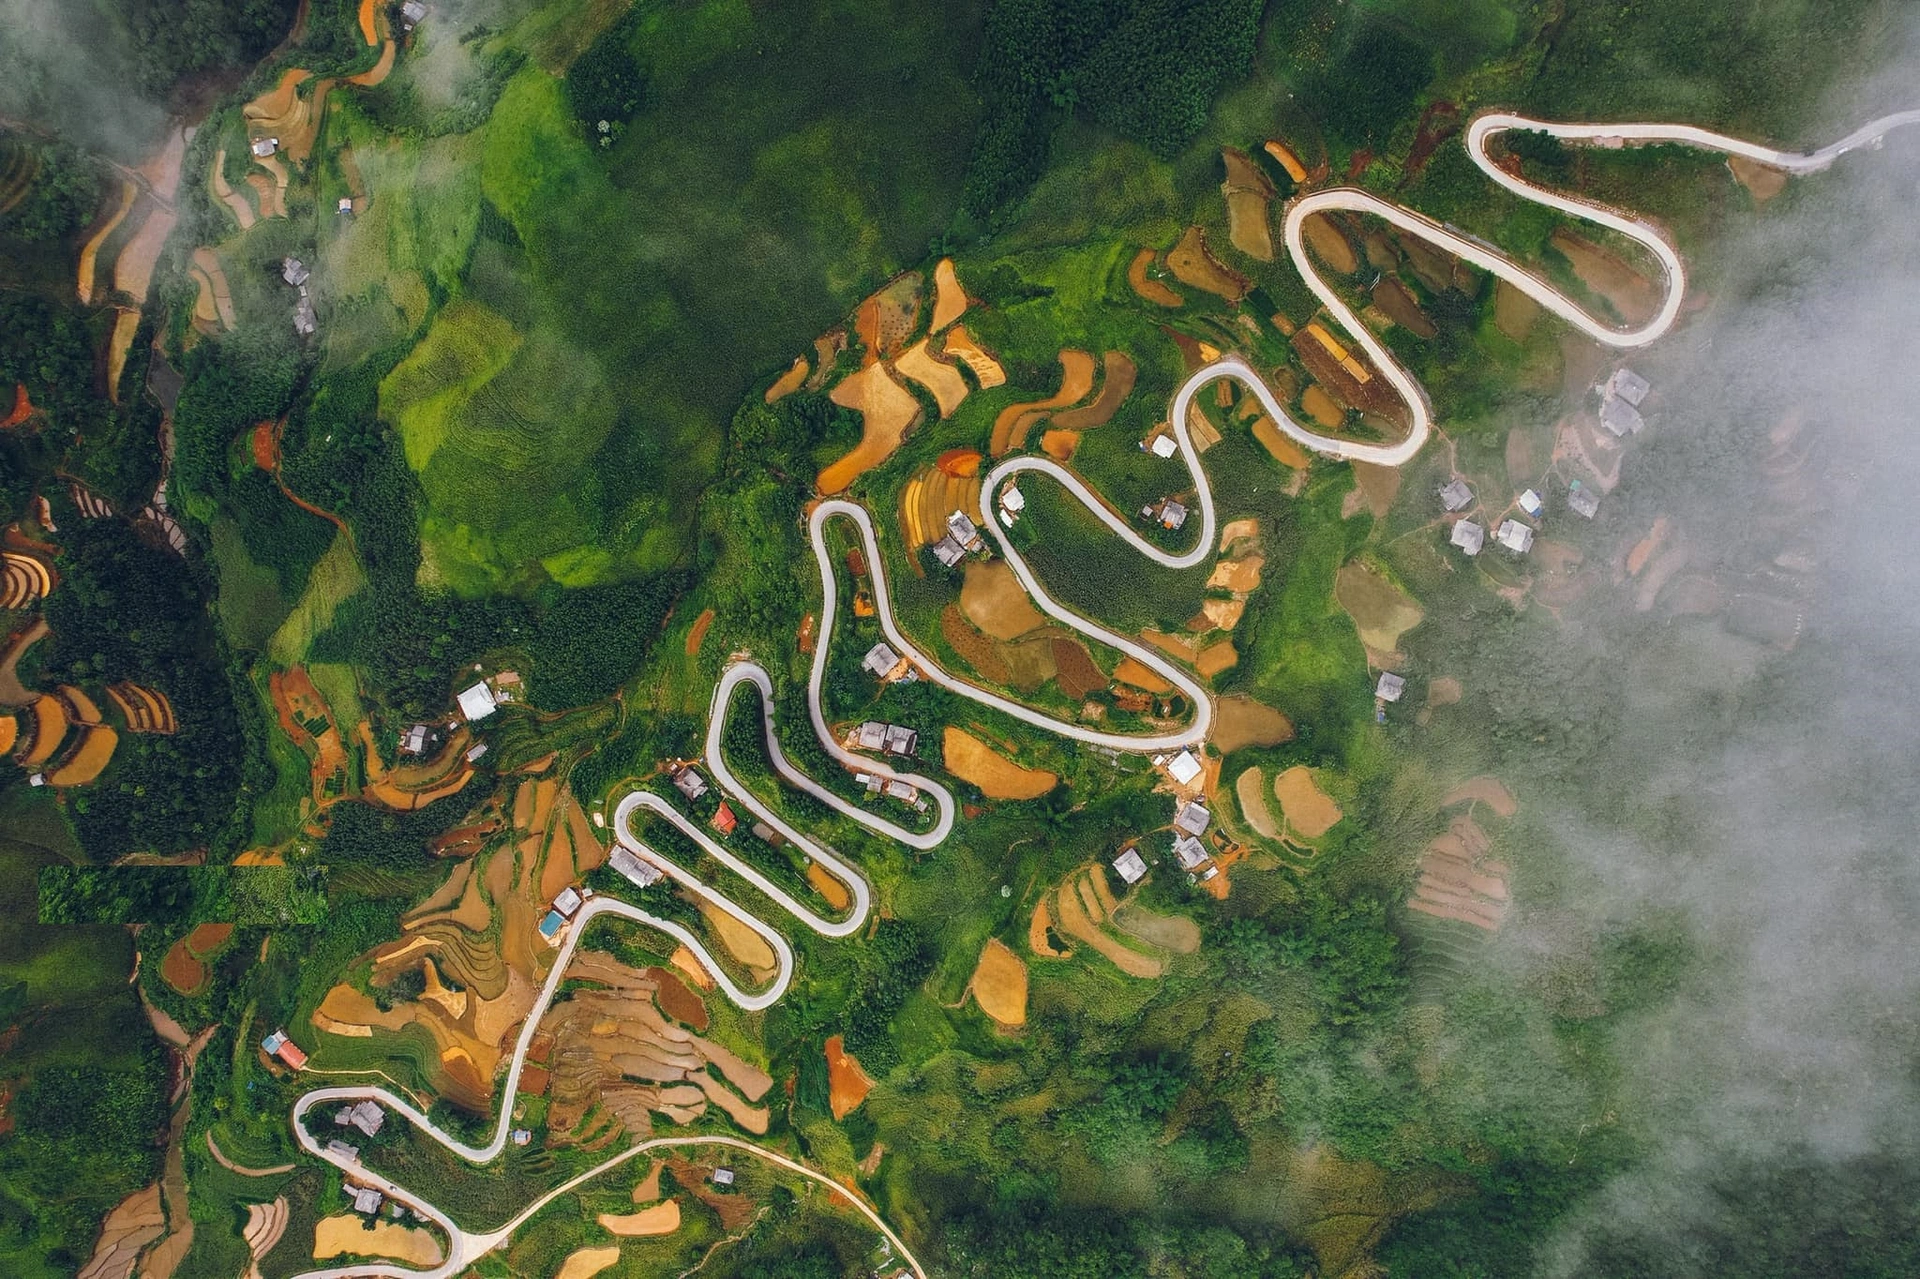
top-left (284, 108), bottom-right (1918, 1277)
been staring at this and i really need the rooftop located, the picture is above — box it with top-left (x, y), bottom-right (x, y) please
top-left (1160, 500), bottom-right (1188, 530)
top-left (1439, 478), bottom-right (1473, 512)
top-left (1173, 833), bottom-right (1209, 870)
top-left (1167, 750), bottom-right (1203, 786)
top-left (1376, 672), bottom-right (1406, 702)
top-left (1600, 396), bottom-right (1645, 437)
top-left (672, 767), bottom-right (709, 800)
top-left (553, 886), bottom-right (583, 916)
top-left (1113, 847), bottom-right (1148, 884)
top-left (856, 721), bottom-right (887, 751)
top-left (1173, 801), bottom-right (1211, 836)
top-left (1568, 484), bottom-right (1600, 518)
top-left (1604, 367), bottom-right (1651, 406)
top-left (1000, 486), bottom-right (1026, 513)
top-left (932, 535), bottom-right (966, 567)
top-left (1150, 433), bottom-right (1178, 458)
top-left (608, 846), bottom-right (663, 888)
top-left (712, 802), bottom-right (737, 835)
top-left (863, 642), bottom-right (903, 679)
top-left (1450, 519), bottom-right (1485, 556)
top-left (1496, 519), bottom-right (1535, 553)
top-left (456, 682), bottom-right (497, 722)
top-left (1518, 489), bottom-right (1544, 517)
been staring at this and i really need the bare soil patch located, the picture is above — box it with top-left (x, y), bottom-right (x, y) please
top-left (943, 727), bottom-right (1056, 800)
top-left (684, 608), bottom-right (715, 657)
top-left (1728, 154), bottom-right (1788, 203)
top-left (1112, 656), bottom-right (1171, 693)
top-left (1274, 766), bottom-right (1342, 839)
top-left (1166, 226), bottom-right (1249, 301)
top-left (1302, 214), bottom-right (1358, 274)
top-left (940, 606), bottom-right (1012, 685)
top-left (1300, 383), bottom-right (1345, 429)
top-left (930, 257), bottom-right (970, 332)
top-left (645, 967), bottom-right (709, 1030)
top-left (1549, 227), bottom-right (1658, 325)
top-left (1352, 462), bottom-right (1401, 520)
top-left (825, 1033), bottom-right (874, 1119)
top-left (990, 349), bottom-right (1096, 455)
top-left (1127, 248), bottom-right (1183, 306)
top-left (1264, 139), bottom-right (1308, 182)
top-left (1235, 767), bottom-right (1278, 838)
top-left (556, 1246), bottom-right (622, 1279)
top-left (1627, 516), bottom-right (1670, 577)
top-left (806, 861), bottom-right (852, 912)
top-left (967, 937), bottom-right (1028, 1028)
top-left (1208, 554), bottom-right (1264, 593)
top-left (697, 901), bottom-right (777, 975)
top-left (1052, 352), bottom-right (1137, 430)
top-left (765, 356), bottom-right (808, 403)
top-left (897, 338), bottom-right (970, 418)
top-left (961, 560), bottom-right (1043, 639)
top-left (114, 206), bottom-right (177, 305)
top-left (1370, 277), bottom-right (1437, 338)
top-left (160, 939), bottom-right (207, 995)
top-left (1494, 279), bottom-right (1541, 340)
top-left (1221, 147), bottom-right (1277, 261)
top-left (1335, 560), bottom-right (1423, 653)
top-left (1212, 695), bottom-right (1293, 754)
top-left (1051, 637), bottom-right (1105, 700)
top-left (357, 0), bottom-right (378, 45)
top-left (940, 325), bottom-right (1006, 387)
top-left (599, 1201), bottom-right (681, 1237)
top-left (1250, 413), bottom-right (1311, 468)
top-left (819, 362), bottom-right (922, 494)
top-left (312, 1216), bottom-right (442, 1266)
top-left (1195, 639), bottom-right (1238, 678)
top-left (1040, 429), bottom-right (1078, 460)
top-left (1441, 775), bottom-right (1517, 818)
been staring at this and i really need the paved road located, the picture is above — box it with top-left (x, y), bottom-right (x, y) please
top-left (283, 108), bottom-right (1918, 1276)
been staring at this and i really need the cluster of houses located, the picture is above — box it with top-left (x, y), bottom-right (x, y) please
top-left (1111, 791), bottom-right (1220, 886)
top-left (995, 486), bottom-right (1026, 529)
top-left (850, 721), bottom-right (918, 756)
top-left (931, 509), bottom-right (988, 568)
top-left (537, 883), bottom-right (592, 944)
top-left (1597, 366), bottom-right (1651, 437)
top-left (334, 1099), bottom-right (385, 1137)
top-left (280, 257), bottom-right (316, 337)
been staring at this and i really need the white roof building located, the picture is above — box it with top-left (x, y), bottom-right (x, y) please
top-left (1150, 434), bottom-right (1178, 459)
top-left (884, 779), bottom-right (918, 802)
top-left (1568, 484), bottom-right (1600, 518)
top-left (400, 724), bottom-right (432, 756)
top-left (1160, 500), bottom-right (1188, 530)
top-left (1112, 847), bottom-right (1148, 884)
top-left (336, 1100), bottom-right (384, 1136)
top-left (511, 1128), bottom-right (532, 1146)
top-left (1600, 396), bottom-right (1645, 437)
top-left (1000, 486), bottom-right (1025, 513)
top-left (712, 1168), bottom-right (735, 1187)
top-left (1167, 750), bottom-right (1203, 786)
top-left (349, 1184), bottom-right (383, 1215)
top-left (1496, 519), bottom-right (1535, 553)
top-left (863, 642), bottom-right (903, 679)
top-left (1450, 519), bottom-right (1485, 556)
top-left (1172, 833), bottom-right (1209, 870)
top-left (1602, 367), bottom-right (1651, 406)
top-left (947, 510), bottom-right (981, 547)
top-left (401, 0), bottom-right (429, 24)
top-left (856, 721), bottom-right (887, 751)
top-left (337, 197), bottom-right (354, 214)
top-left (609, 846), bottom-right (663, 888)
top-left (1438, 479), bottom-right (1473, 512)
top-left (457, 682), bottom-right (497, 721)
top-left (1376, 672), bottom-right (1406, 702)
top-left (552, 886), bottom-right (584, 917)
top-left (931, 535), bottom-right (966, 567)
top-left (1518, 489), bottom-right (1544, 517)
top-left (464, 743), bottom-right (488, 763)
top-left (1173, 801), bottom-right (1211, 836)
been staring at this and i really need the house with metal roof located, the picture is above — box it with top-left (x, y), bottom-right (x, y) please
top-left (1496, 519), bottom-right (1535, 553)
top-left (1567, 483), bottom-right (1600, 518)
top-left (863, 642), bottom-right (904, 680)
top-left (1450, 519), bottom-right (1485, 555)
top-left (1439, 478), bottom-right (1473, 512)
top-left (1172, 833), bottom-right (1209, 870)
top-left (1376, 672), bottom-right (1406, 702)
top-left (1173, 801), bottom-right (1211, 837)
top-left (608, 846), bottom-right (663, 888)
top-left (1112, 847), bottom-right (1148, 884)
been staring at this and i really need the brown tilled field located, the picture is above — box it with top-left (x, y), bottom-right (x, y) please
top-left (943, 727), bottom-right (1056, 800)
top-left (1052, 352), bottom-right (1137, 430)
top-left (1127, 248), bottom-right (1183, 307)
top-left (1166, 226), bottom-right (1248, 301)
top-left (160, 938), bottom-right (208, 995)
top-left (930, 256), bottom-right (970, 332)
top-left (1050, 637), bottom-right (1106, 700)
top-left (1212, 695), bottom-right (1293, 754)
top-left (1370, 276), bottom-right (1437, 337)
top-left (940, 606), bottom-right (1013, 685)
top-left (1549, 227), bottom-right (1658, 324)
top-left (960, 560), bottom-right (1043, 639)
top-left (1235, 767), bottom-right (1279, 837)
top-left (966, 937), bottom-right (1029, 1027)
top-left (1302, 214), bottom-right (1358, 274)
top-left (825, 1033), bottom-right (874, 1119)
top-left (1335, 560), bottom-right (1424, 654)
top-left (896, 337), bottom-right (971, 418)
top-left (819, 362), bottom-right (922, 494)
top-left (990, 349), bottom-right (1096, 455)
top-left (685, 607), bottom-right (715, 657)
top-left (765, 355), bottom-right (809, 402)
top-left (940, 325), bottom-right (1006, 388)
top-left (1274, 766), bottom-right (1342, 839)
top-left (1221, 147), bottom-right (1277, 261)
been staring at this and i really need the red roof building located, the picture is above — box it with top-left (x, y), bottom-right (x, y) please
top-left (275, 1039), bottom-right (309, 1070)
top-left (711, 802), bottom-right (737, 836)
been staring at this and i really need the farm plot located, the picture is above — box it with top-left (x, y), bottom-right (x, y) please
top-left (966, 937), bottom-right (1028, 1028)
top-left (1334, 560), bottom-right (1424, 657)
top-left (942, 727), bottom-right (1056, 800)
top-left (312, 1215), bottom-right (443, 1266)
top-left (989, 349), bottom-right (1096, 455)
top-left (1273, 766), bottom-right (1342, 840)
top-left (1166, 226), bottom-right (1248, 301)
top-left (1220, 147), bottom-right (1277, 261)
top-left (819, 362), bottom-right (922, 494)
top-left (960, 560), bottom-right (1044, 640)
top-left (1212, 695), bottom-right (1293, 754)
top-left (940, 325), bottom-right (1006, 387)
top-left (1127, 248), bottom-right (1183, 307)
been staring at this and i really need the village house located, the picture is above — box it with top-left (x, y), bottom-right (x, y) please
top-left (1173, 801), bottom-right (1211, 837)
top-left (293, 294), bottom-right (317, 337)
top-left (401, 0), bottom-right (429, 27)
top-left (1568, 482), bottom-right (1600, 518)
top-left (750, 820), bottom-right (784, 846)
top-left (1496, 519), bottom-right (1535, 553)
top-left (1159, 499), bottom-right (1188, 531)
top-left (456, 681), bottom-right (497, 722)
top-left (1518, 489), bottom-right (1544, 518)
top-left (1376, 672), bottom-right (1406, 703)
top-left (511, 1128), bottom-right (532, 1146)
top-left (400, 723), bottom-right (433, 757)
top-left (883, 724), bottom-right (918, 755)
top-left (947, 510), bottom-right (984, 551)
top-left (1112, 847), bottom-right (1148, 884)
top-left (1149, 433), bottom-right (1178, 458)
top-left (261, 1029), bottom-right (308, 1070)
top-left (552, 886), bottom-right (584, 917)
top-left (334, 1100), bottom-right (385, 1137)
top-left (1600, 395), bottom-right (1645, 437)
top-left (712, 1168), bottom-right (736, 1188)
top-left (1600, 367), bottom-right (1651, 406)
top-left (281, 257), bottom-right (310, 287)
top-left (608, 848), bottom-right (660, 888)
top-left (337, 197), bottom-right (353, 215)
top-left (999, 485), bottom-right (1026, 525)
top-left (932, 535), bottom-right (966, 568)
top-left (251, 136), bottom-right (279, 158)
top-left (348, 1184), bottom-right (383, 1216)
top-left (1439, 478), bottom-right (1473, 512)
top-left (1450, 519), bottom-right (1485, 556)
top-left (325, 1140), bottom-right (359, 1163)
top-left (1172, 833), bottom-right (1209, 870)
top-left (464, 742), bottom-right (488, 763)
top-left (1166, 749), bottom-right (1203, 786)
top-left (863, 641), bottom-right (907, 681)
top-left (608, 846), bottom-right (663, 888)
top-left (711, 802), bottom-right (738, 836)
top-left (671, 766), bottom-right (709, 801)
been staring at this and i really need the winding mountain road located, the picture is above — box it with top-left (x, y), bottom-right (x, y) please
top-left (284, 108), bottom-right (1917, 1277)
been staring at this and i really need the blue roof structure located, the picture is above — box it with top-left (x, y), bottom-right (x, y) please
top-left (538, 910), bottom-right (565, 939)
